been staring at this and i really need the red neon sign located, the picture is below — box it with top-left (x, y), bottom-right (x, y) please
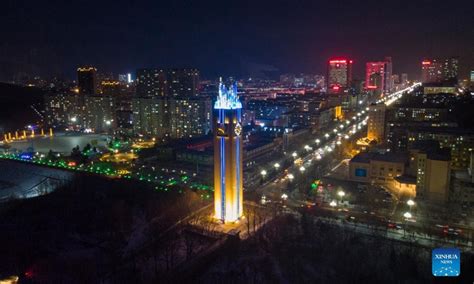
top-left (422, 61), bottom-right (431, 65)
top-left (329, 60), bottom-right (347, 64)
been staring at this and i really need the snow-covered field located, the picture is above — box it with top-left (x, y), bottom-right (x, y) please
top-left (0, 160), bottom-right (73, 202)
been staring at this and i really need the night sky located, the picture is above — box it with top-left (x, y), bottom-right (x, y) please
top-left (1, 0), bottom-right (473, 80)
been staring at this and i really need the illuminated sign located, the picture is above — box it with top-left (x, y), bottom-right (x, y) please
top-left (355, 168), bottom-right (367, 177)
top-left (329, 60), bottom-right (347, 64)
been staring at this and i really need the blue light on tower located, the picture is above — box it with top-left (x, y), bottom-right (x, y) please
top-left (214, 80), bottom-right (243, 223)
top-left (214, 80), bottom-right (242, 110)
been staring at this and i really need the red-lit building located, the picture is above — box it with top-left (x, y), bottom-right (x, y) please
top-left (365, 57), bottom-right (393, 94)
top-left (366, 62), bottom-right (385, 92)
top-left (327, 58), bottom-right (353, 94)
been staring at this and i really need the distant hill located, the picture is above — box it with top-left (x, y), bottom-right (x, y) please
top-left (0, 83), bottom-right (45, 132)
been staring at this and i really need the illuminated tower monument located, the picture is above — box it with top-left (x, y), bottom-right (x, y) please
top-left (214, 80), bottom-right (243, 223)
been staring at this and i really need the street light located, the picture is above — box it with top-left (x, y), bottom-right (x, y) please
top-left (292, 152), bottom-right (298, 158)
top-left (407, 199), bottom-right (415, 212)
top-left (287, 173), bottom-right (294, 181)
top-left (330, 200), bottom-right (337, 207)
top-left (299, 166), bottom-right (305, 172)
top-left (403, 212), bottom-right (412, 219)
top-left (274, 163), bottom-right (280, 169)
top-left (325, 133), bottom-right (330, 138)
top-left (261, 169), bottom-right (267, 177)
top-left (315, 139), bottom-right (321, 144)
top-left (338, 190), bottom-right (345, 204)
top-left (281, 193), bottom-right (288, 201)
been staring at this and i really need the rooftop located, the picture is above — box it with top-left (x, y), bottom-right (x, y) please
top-left (350, 151), bottom-right (408, 164)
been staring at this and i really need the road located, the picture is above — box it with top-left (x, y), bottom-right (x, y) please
top-left (247, 83), bottom-right (473, 247)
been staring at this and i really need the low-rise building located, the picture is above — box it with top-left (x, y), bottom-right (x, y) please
top-left (349, 152), bottom-right (407, 184)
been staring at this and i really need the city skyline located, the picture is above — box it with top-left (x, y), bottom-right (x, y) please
top-left (1, 0), bottom-right (473, 80)
top-left (1, 1), bottom-right (474, 282)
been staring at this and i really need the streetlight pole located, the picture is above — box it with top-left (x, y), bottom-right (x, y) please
top-left (403, 211), bottom-right (412, 237)
top-left (260, 169), bottom-right (267, 184)
top-left (338, 190), bottom-right (345, 205)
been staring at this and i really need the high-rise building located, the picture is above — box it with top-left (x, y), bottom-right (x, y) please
top-left (44, 93), bottom-right (84, 129)
top-left (421, 57), bottom-right (458, 84)
top-left (327, 58), bottom-right (353, 93)
top-left (136, 69), bottom-right (168, 98)
top-left (169, 97), bottom-right (212, 138)
top-left (100, 80), bottom-right (121, 96)
top-left (77, 67), bottom-right (97, 95)
top-left (367, 103), bottom-right (386, 143)
top-left (384, 57), bottom-right (393, 93)
top-left (131, 97), bottom-right (169, 137)
top-left (401, 73), bottom-right (408, 86)
top-left (167, 68), bottom-right (199, 97)
top-left (83, 95), bottom-right (115, 132)
top-left (214, 81), bottom-right (243, 223)
top-left (131, 96), bottom-right (211, 139)
top-left (366, 62), bottom-right (386, 93)
top-left (136, 68), bottom-right (199, 98)
top-left (365, 57), bottom-right (393, 94)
